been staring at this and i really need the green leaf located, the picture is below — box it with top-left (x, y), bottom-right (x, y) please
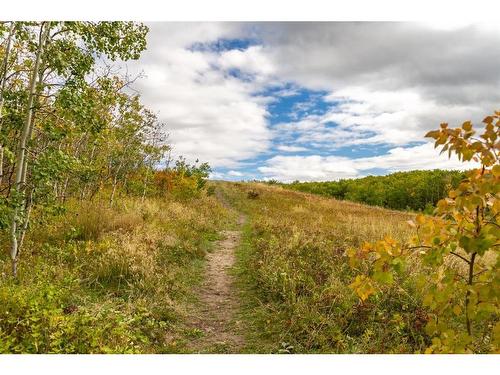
top-left (372, 271), bottom-right (394, 284)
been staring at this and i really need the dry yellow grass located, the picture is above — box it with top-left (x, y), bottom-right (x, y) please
top-left (220, 182), bottom-right (430, 353)
top-left (0, 193), bottom-right (234, 353)
top-left (228, 182), bottom-right (414, 244)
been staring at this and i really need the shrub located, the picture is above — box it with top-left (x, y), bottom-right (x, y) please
top-left (206, 185), bottom-right (216, 196)
top-left (247, 190), bottom-right (259, 199)
top-left (347, 112), bottom-right (500, 353)
top-left (154, 158), bottom-right (212, 200)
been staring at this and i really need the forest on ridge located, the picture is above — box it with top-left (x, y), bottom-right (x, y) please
top-left (282, 169), bottom-right (467, 212)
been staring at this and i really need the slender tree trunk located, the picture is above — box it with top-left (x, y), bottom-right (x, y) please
top-left (61, 176), bottom-right (70, 203)
top-left (109, 175), bottom-right (118, 207)
top-left (10, 22), bottom-right (50, 277)
top-left (141, 172), bottom-right (148, 202)
top-left (20, 109), bottom-right (37, 186)
top-left (109, 157), bottom-right (125, 207)
top-left (17, 187), bottom-right (34, 257)
top-left (0, 22), bottom-right (15, 186)
top-left (465, 252), bottom-right (477, 336)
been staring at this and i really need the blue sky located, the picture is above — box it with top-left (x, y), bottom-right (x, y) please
top-left (128, 22), bottom-right (497, 181)
top-left (215, 83), bottom-right (407, 180)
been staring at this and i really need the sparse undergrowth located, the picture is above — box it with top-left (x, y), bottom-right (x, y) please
top-left (0, 193), bottom-right (233, 353)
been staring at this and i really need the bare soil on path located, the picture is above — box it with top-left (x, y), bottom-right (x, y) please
top-left (185, 193), bottom-right (246, 353)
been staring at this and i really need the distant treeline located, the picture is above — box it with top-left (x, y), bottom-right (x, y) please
top-left (280, 170), bottom-right (467, 212)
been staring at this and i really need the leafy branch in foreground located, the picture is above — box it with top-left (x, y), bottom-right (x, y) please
top-left (347, 112), bottom-right (499, 353)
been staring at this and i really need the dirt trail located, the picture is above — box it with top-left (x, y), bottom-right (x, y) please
top-left (185, 191), bottom-right (246, 353)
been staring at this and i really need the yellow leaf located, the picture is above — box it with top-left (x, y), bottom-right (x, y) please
top-left (437, 200), bottom-right (448, 210)
top-left (361, 242), bottom-right (373, 253)
top-left (350, 275), bottom-right (376, 301)
top-left (384, 236), bottom-right (396, 246)
top-left (493, 164), bottom-right (500, 177)
top-left (462, 121), bottom-right (472, 131)
top-left (483, 116), bottom-right (493, 124)
top-left (425, 130), bottom-right (441, 139)
top-left (416, 214), bottom-right (426, 225)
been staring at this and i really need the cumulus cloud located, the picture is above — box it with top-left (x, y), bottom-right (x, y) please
top-left (125, 22), bottom-right (499, 179)
top-left (218, 45), bottom-right (276, 76)
top-left (227, 170), bottom-right (244, 177)
top-left (252, 22), bottom-right (500, 146)
top-left (126, 23), bottom-right (273, 168)
top-left (276, 145), bottom-right (309, 152)
top-left (254, 23), bottom-right (500, 101)
top-left (275, 87), bottom-right (484, 149)
top-left (259, 143), bottom-right (480, 182)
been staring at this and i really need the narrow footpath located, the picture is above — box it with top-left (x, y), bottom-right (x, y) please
top-left (185, 190), bottom-right (246, 353)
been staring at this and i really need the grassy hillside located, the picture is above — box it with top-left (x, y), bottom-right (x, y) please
top-left (221, 182), bottom-right (420, 353)
top-left (219, 182), bottom-right (495, 353)
top-left (0, 181), bottom-right (496, 353)
top-left (0, 193), bottom-right (234, 353)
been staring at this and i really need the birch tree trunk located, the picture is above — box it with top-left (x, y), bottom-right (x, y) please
top-left (10, 22), bottom-right (50, 277)
top-left (0, 22), bottom-right (15, 186)
top-left (141, 170), bottom-right (148, 202)
top-left (109, 171), bottom-right (121, 207)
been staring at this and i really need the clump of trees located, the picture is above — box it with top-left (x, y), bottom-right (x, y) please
top-left (0, 22), bottom-right (172, 276)
top-left (285, 169), bottom-right (466, 212)
top-left (153, 157), bottom-right (212, 199)
top-left (348, 113), bottom-right (499, 353)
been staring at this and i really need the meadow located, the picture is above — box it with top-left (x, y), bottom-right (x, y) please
top-left (222, 182), bottom-right (426, 353)
top-left (0, 177), bottom-right (497, 353)
top-left (0, 193), bottom-right (233, 353)
top-left (220, 182), bottom-right (497, 353)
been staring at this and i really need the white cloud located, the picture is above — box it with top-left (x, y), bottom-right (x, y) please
top-left (275, 87), bottom-right (484, 149)
top-left (323, 87), bottom-right (484, 145)
top-left (218, 45), bottom-right (276, 76)
top-left (354, 143), bottom-right (480, 171)
top-left (126, 23), bottom-right (273, 168)
top-left (276, 145), bottom-right (309, 152)
top-left (259, 143), bottom-right (480, 182)
top-left (259, 154), bottom-right (358, 181)
top-left (227, 170), bottom-right (244, 176)
top-left (123, 22), bottom-right (500, 179)
top-left (252, 22), bottom-right (500, 149)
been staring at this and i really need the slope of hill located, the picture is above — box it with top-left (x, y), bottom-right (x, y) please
top-left (219, 182), bottom-right (427, 353)
top-left (0, 181), bottom-right (496, 353)
top-left (218, 181), bottom-right (495, 353)
top-left (0, 194), bottom-right (235, 353)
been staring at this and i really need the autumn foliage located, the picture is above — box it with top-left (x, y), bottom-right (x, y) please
top-left (153, 158), bottom-right (211, 199)
top-left (348, 112), bottom-right (500, 353)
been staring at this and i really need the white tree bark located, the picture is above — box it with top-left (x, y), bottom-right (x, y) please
top-left (0, 22), bottom-right (15, 186)
top-left (10, 21), bottom-right (51, 276)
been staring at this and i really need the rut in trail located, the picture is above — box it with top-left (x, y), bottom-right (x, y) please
top-left (186, 193), bottom-right (246, 353)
